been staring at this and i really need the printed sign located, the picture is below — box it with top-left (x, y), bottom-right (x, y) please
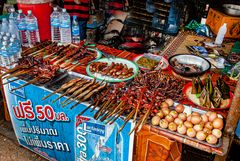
top-left (3, 80), bottom-right (134, 161)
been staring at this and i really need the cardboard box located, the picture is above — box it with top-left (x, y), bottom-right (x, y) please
top-left (206, 8), bottom-right (240, 39)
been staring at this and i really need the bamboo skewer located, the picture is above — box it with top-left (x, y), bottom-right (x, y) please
top-left (95, 100), bottom-right (115, 120)
top-left (118, 109), bottom-right (136, 133)
top-left (3, 69), bottom-right (33, 79)
top-left (42, 78), bottom-right (82, 100)
top-left (129, 108), bottom-right (151, 135)
top-left (101, 101), bottom-right (124, 121)
top-left (1, 77), bottom-right (21, 85)
top-left (61, 79), bottom-right (96, 107)
top-left (11, 77), bottom-right (40, 91)
top-left (107, 107), bottom-right (127, 124)
top-left (93, 100), bottom-right (111, 119)
top-left (70, 83), bottom-right (107, 110)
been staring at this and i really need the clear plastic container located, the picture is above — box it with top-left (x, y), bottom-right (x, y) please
top-left (1, 18), bottom-right (9, 33)
top-left (9, 7), bottom-right (18, 24)
top-left (72, 15), bottom-right (80, 44)
top-left (17, 9), bottom-right (29, 47)
top-left (26, 10), bottom-right (40, 47)
top-left (60, 8), bottom-right (72, 44)
top-left (50, 7), bottom-right (61, 42)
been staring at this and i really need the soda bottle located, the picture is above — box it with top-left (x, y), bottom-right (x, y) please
top-left (26, 10), bottom-right (40, 47)
top-left (72, 15), bottom-right (80, 44)
top-left (16, 9), bottom-right (28, 47)
top-left (50, 7), bottom-right (61, 42)
top-left (60, 8), bottom-right (72, 44)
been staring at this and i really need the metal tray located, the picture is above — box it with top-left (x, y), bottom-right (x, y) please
top-left (223, 4), bottom-right (240, 16)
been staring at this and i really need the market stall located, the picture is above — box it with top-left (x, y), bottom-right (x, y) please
top-left (1, 0), bottom-right (240, 160)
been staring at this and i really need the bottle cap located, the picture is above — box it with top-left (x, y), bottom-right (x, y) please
top-left (18, 9), bottom-right (22, 13)
top-left (62, 8), bottom-right (66, 12)
top-left (2, 18), bottom-right (7, 22)
top-left (2, 41), bottom-right (7, 46)
top-left (11, 34), bottom-right (16, 39)
top-left (27, 10), bottom-right (32, 15)
top-left (10, 38), bottom-right (14, 42)
top-left (6, 33), bottom-right (10, 37)
top-left (10, 8), bottom-right (15, 12)
top-left (0, 32), bottom-right (5, 35)
top-left (3, 36), bottom-right (8, 41)
top-left (53, 7), bottom-right (58, 11)
top-left (73, 15), bottom-right (77, 19)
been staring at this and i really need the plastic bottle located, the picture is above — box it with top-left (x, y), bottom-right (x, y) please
top-left (11, 34), bottom-right (22, 59)
top-left (8, 38), bottom-right (19, 65)
top-left (0, 32), bottom-right (5, 37)
top-left (215, 23), bottom-right (227, 45)
top-left (72, 15), bottom-right (80, 44)
top-left (60, 8), bottom-right (72, 44)
top-left (1, 18), bottom-right (8, 33)
top-left (9, 19), bottom-right (20, 39)
top-left (17, 9), bottom-right (28, 47)
top-left (3, 36), bottom-right (9, 44)
top-left (9, 7), bottom-right (18, 24)
top-left (50, 7), bottom-right (61, 42)
top-left (26, 10), bottom-right (40, 47)
top-left (1, 41), bottom-right (12, 69)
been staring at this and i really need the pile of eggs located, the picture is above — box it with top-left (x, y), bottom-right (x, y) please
top-left (151, 99), bottom-right (224, 145)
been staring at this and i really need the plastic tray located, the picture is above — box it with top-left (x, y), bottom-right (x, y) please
top-left (151, 103), bottom-right (223, 148)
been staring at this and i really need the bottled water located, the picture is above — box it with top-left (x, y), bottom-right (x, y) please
top-left (9, 7), bottom-right (18, 24)
top-left (1, 41), bottom-right (12, 69)
top-left (50, 7), bottom-right (61, 42)
top-left (0, 32), bottom-right (5, 37)
top-left (60, 8), bottom-right (72, 44)
top-left (1, 18), bottom-right (8, 33)
top-left (3, 36), bottom-right (9, 44)
top-left (8, 38), bottom-right (19, 66)
top-left (26, 10), bottom-right (40, 47)
top-left (11, 34), bottom-right (22, 59)
top-left (17, 9), bottom-right (28, 47)
top-left (72, 15), bottom-right (80, 44)
top-left (9, 19), bottom-right (20, 39)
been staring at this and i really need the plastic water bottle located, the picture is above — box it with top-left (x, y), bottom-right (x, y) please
top-left (50, 7), bottom-right (61, 42)
top-left (215, 23), bottom-right (227, 45)
top-left (60, 8), bottom-right (72, 44)
top-left (3, 36), bottom-right (9, 44)
top-left (1, 18), bottom-right (8, 33)
top-left (26, 10), bottom-right (40, 47)
top-left (1, 41), bottom-right (12, 69)
top-left (8, 38), bottom-right (19, 65)
top-left (9, 19), bottom-right (20, 39)
top-left (0, 32), bottom-right (5, 37)
top-left (9, 7), bottom-right (18, 24)
top-left (17, 9), bottom-right (28, 47)
top-left (72, 15), bottom-right (80, 44)
top-left (11, 34), bottom-right (22, 59)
